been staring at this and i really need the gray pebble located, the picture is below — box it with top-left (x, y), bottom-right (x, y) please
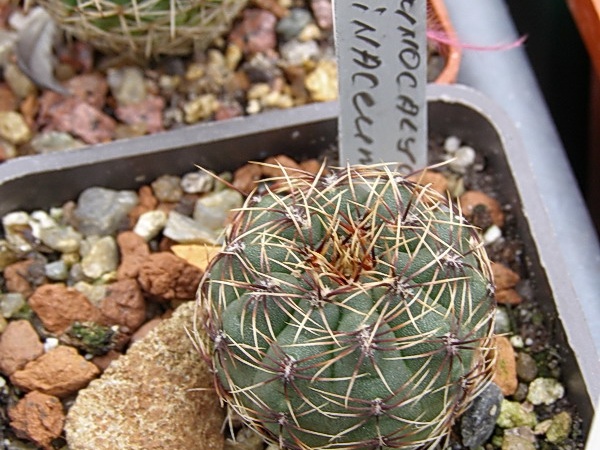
top-left (512, 382), bottom-right (529, 402)
top-left (81, 236), bottom-right (118, 279)
top-left (280, 39), bottom-right (320, 65)
top-left (30, 131), bottom-right (85, 154)
top-left (69, 263), bottom-right (87, 284)
top-left (193, 189), bottom-right (243, 231)
top-left (44, 260), bottom-right (69, 281)
top-left (515, 352), bottom-right (538, 383)
top-left (461, 382), bottom-right (503, 449)
top-left (39, 225), bottom-right (83, 253)
top-left (74, 187), bottom-right (138, 236)
top-left (151, 175), bottom-right (183, 203)
top-left (180, 171), bottom-right (214, 194)
top-left (163, 210), bottom-right (220, 244)
top-left (276, 8), bottom-right (313, 41)
top-left (494, 307), bottom-right (512, 335)
top-left (107, 66), bottom-right (147, 106)
top-left (0, 293), bottom-right (25, 318)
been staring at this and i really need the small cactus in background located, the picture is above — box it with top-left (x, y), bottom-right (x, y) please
top-left (196, 164), bottom-right (496, 449)
top-left (37, 0), bottom-right (248, 58)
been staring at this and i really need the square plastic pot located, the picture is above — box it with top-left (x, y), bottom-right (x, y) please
top-left (0, 83), bottom-right (597, 443)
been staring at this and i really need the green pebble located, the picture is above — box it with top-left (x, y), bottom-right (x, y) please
top-left (497, 400), bottom-right (538, 429)
top-left (546, 411), bottom-right (572, 444)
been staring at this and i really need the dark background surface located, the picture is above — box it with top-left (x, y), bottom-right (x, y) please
top-left (505, 0), bottom-right (596, 232)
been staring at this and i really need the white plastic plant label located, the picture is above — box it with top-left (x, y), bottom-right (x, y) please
top-left (333, 0), bottom-right (428, 172)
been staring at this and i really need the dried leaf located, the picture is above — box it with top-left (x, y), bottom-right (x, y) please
top-left (15, 8), bottom-right (70, 96)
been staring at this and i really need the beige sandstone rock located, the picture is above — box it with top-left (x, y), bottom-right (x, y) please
top-left (65, 301), bottom-right (224, 450)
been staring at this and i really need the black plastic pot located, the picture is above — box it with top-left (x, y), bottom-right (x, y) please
top-left (0, 84), bottom-right (598, 444)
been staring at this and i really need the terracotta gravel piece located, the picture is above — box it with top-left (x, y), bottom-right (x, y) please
top-left (9, 390), bottom-right (65, 450)
top-left (10, 345), bottom-right (100, 398)
top-left (0, 319), bottom-right (44, 376)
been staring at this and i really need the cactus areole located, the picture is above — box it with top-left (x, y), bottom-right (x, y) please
top-left (196, 164), bottom-right (496, 450)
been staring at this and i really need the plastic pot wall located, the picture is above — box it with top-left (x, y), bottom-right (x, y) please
top-left (0, 84), bottom-right (597, 441)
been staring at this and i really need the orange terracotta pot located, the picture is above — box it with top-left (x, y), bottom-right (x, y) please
top-left (429, 0), bottom-right (462, 84)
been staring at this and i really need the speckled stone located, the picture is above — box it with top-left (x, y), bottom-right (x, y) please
top-left (526, 378), bottom-right (564, 406)
top-left (64, 301), bottom-right (224, 450)
top-left (496, 400), bottom-right (537, 429)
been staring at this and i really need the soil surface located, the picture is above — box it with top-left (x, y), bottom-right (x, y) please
top-left (0, 134), bottom-right (587, 449)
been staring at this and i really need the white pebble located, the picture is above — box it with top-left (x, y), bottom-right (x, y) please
top-left (0, 376), bottom-right (6, 389)
top-left (44, 337), bottom-right (60, 352)
top-left (527, 378), bottom-right (565, 405)
top-left (444, 135), bottom-right (461, 153)
top-left (483, 224), bottom-right (502, 244)
top-left (449, 146), bottom-right (477, 173)
top-left (2, 211), bottom-right (29, 227)
top-left (30, 210), bottom-right (57, 228)
top-left (134, 210), bottom-right (168, 241)
top-left (180, 171), bottom-right (214, 194)
top-left (510, 335), bottom-right (524, 349)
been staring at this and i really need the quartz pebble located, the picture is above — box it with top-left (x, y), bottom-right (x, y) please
top-left (44, 260), bottom-right (69, 281)
top-left (163, 210), bottom-right (221, 244)
top-left (180, 171), bottom-right (214, 194)
top-left (0, 292), bottom-right (26, 318)
top-left (74, 187), bottom-right (138, 236)
top-left (133, 210), bottom-right (168, 241)
top-left (38, 224), bottom-right (83, 253)
top-left (107, 67), bottom-right (147, 106)
top-left (0, 111), bottom-right (32, 144)
top-left (526, 377), bottom-right (564, 406)
top-left (30, 130), bottom-right (85, 153)
top-left (443, 135), bottom-right (461, 153)
top-left (305, 59), bottom-right (338, 102)
top-left (151, 175), bottom-right (183, 203)
top-left (448, 145), bottom-right (476, 173)
top-left (80, 236), bottom-right (118, 279)
top-left (193, 189), bottom-right (243, 231)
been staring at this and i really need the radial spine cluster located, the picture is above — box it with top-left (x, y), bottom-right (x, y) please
top-left (196, 164), bottom-right (496, 450)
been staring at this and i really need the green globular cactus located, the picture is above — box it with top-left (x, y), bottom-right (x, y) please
top-left (196, 164), bottom-right (496, 450)
top-left (38, 0), bottom-right (248, 58)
